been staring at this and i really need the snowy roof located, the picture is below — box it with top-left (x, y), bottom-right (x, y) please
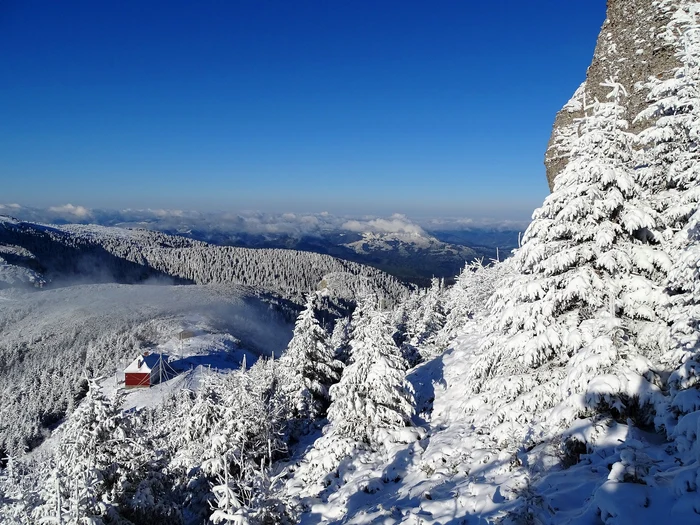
top-left (125, 353), bottom-right (163, 373)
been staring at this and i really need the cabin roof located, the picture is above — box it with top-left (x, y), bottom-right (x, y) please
top-left (125, 353), bottom-right (162, 373)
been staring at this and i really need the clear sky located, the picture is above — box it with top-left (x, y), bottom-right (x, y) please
top-left (0, 0), bottom-right (606, 219)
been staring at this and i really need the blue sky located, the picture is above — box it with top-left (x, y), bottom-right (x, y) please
top-left (0, 0), bottom-right (606, 219)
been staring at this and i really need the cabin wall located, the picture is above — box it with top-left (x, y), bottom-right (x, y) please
top-left (125, 372), bottom-right (150, 388)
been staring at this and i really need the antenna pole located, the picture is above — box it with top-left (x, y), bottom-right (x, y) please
top-left (56, 471), bottom-right (62, 525)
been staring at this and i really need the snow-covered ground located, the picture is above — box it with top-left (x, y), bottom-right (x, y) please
top-left (0, 282), bottom-right (293, 456)
top-left (0, 282), bottom-right (291, 360)
top-left (0, 260), bottom-right (42, 287)
top-left (283, 317), bottom-right (698, 524)
top-left (0, 254), bottom-right (44, 288)
top-left (285, 322), bottom-right (516, 524)
top-left (103, 325), bottom-right (262, 412)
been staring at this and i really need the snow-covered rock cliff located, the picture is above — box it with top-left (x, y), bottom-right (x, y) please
top-left (545, 0), bottom-right (681, 190)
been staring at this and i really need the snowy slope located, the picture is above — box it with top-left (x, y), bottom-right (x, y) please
top-left (343, 231), bottom-right (444, 253)
top-left (284, 321), bottom-right (525, 524)
top-left (0, 257), bottom-right (44, 288)
top-left (0, 216), bottom-right (411, 306)
top-left (0, 240), bottom-right (46, 288)
top-left (341, 231), bottom-right (478, 284)
top-left (0, 282), bottom-right (293, 454)
top-left (284, 318), bottom-right (699, 524)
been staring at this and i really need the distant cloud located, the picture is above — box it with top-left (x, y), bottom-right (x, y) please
top-left (421, 216), bottom-right (530, 231)
top-left (152, 208), bottom-right (186, 218)
top-left (342, 214), bottom-right (425, 235)
top-left (47, 204), bottom-right (93, 218)
top-left (1, 203), bottom-right (529, 237)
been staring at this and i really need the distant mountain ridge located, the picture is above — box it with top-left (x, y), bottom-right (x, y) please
top-left (0, 214), bottom-right (412, 454)
top-left (0, 205), bottom-right (524, 284)
top-left (0, 216), bottom-right (411, 307)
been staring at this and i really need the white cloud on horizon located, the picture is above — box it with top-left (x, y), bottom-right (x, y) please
top-left (47, 204), bottom-right (93, 218)
top-left (2, 204), bottom-right (529, 236)
top-left (421, 216), bottom-right (530, 231)
top-left (341, 214), bottom-right (426, 235)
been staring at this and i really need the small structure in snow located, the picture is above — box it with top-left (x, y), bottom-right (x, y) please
top-left (178, 329), bottom-right (195, 340)
top-left (124, 352), bottom-right (167, 388)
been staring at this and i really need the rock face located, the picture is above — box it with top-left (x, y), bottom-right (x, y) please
top-left (545, 0), bottom-right (680, 190)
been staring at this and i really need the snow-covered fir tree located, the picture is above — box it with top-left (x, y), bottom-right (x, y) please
top-left (466, 80), bottom-right (670, 446)
top-left (667, 209), bottom-right (700, 384)
top-left (398, 288), bottom-right (424, 344)
top-left (634, 5), bottom-right (700, 447)
top-left (279, 293), bottom-right (343, 419)
top-left (663, 202), bottom-right (700, 460)
top-left (391, 279), bottom-right (448, 366)
top-left (436, 258), bottom-right (513, 348)
top-left (198, 358), bottom-right (291, 524)
top-left (329, 316), bottom-right (352, 364)
top-left (31, 379), bottom-right (140, 524)
top-left (326, 294), bottom-right (415, 446)
top-left (408, 277), bottom-right (446, 358)
top-left (636, 7), bottom-right (700, 234)
top-left (391, 289), bottom-right (422, 366)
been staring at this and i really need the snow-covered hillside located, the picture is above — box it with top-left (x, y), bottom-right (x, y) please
top-left (340, 230), bottom-right (478, 284)
top-left (0, 257), bottom-right (44, 288)
top-left (284, 319), bottom-right (691, 524)
top-left (0, 206), bottom-right (507, 283)
top-left (343, 231), bottom-right (457, 253)
top-left (2, 1), bottom-right (700, 524)
top-left (0, 216), bottom-right (411, 306)
top-left (0, 283), bottom-right (292, 456)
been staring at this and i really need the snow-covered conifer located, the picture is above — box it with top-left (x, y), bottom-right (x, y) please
top-left (279, 293), bottom-right (343, 418)
top-left (437, 258), bottom-right (512, 348)
top-left (467, 80), bottom-right (668, 445)
top-left (330, 316), bottom-right (351, 364)
top-left (326, 295), bottom-right (414, 446)
top-left (634, 7), bottom-right (700, 446)
top-left (32, 379), bottom-right (128, 524)
top-left (400, 288), bottom-right (425, 345)
top-left (637, 8), bottom-right (700, 233)
top-left (664, 210), bottom-right (700, 444)
top-left (168, 372), bottom-right (226, 474)
top-left (201, 361), bottom-right (291, 524)
top-left (409, 278), bottom-right (446, 357)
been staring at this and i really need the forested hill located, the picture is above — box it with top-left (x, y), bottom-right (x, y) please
top-left (0, 217), bottom-right (411, 305)
top-left (0, 215), bottom-right (410, 458)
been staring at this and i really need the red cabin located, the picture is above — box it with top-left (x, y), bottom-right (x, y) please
top-left (124, 353), bottom-right (164, 388)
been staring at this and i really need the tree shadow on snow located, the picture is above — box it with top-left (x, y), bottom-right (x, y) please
top-left (504, 367), bottom-right (686, 523)
top-left (167, 348), bottom-right (259, 375)
top-left (407, 353), bottom-right (446, 427)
